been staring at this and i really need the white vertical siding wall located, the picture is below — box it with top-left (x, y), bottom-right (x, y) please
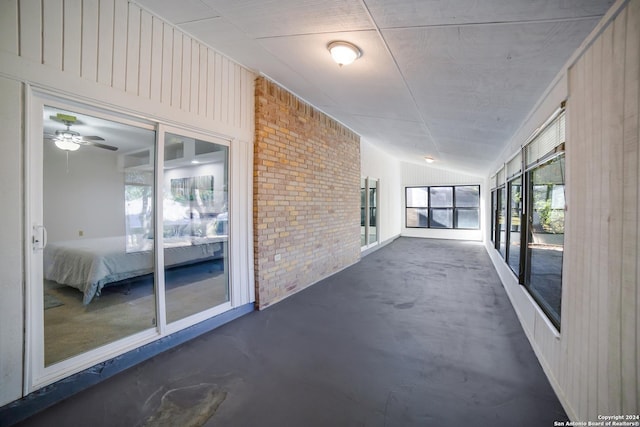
top-left (486, 0), bottom-right (639, 420)
top-left (0, 0), bottom-right (254, 137)
top-left (401, 162), bottom-right (486, 241)
top-left (360, 140), bottom-right (402, 244)
top-left (564, 1), bottom-right (639, 418)
top-left (0, 0), bottom-right (255, 407)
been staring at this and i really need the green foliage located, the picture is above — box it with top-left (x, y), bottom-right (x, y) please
top-left (534, 197), bottom-right (564, 234)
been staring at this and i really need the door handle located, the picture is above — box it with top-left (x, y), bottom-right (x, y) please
top-left (33, 225), bottom-right (47, 251)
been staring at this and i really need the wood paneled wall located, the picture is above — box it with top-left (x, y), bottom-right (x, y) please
top-left (0, 0), bottom-right (254, 132)
top-left (564, 0), bottom-right (639, 419)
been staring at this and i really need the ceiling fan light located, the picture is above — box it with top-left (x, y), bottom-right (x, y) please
top-left (328, 41), bottom-right (361, 66)
top-left (55, 138), bottom-right (80, 151)
top-left (424, 156), bottom-right (435, 163)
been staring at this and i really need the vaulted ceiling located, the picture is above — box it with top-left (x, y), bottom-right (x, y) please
top-left (134, 0), bottom-right (614, 175)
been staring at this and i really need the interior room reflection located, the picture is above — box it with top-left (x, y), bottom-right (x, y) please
top-left (42, 107), bottom-right (229, 366)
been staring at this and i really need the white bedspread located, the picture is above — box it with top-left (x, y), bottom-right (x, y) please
top-left (44, 236), bottom-right (226, 304)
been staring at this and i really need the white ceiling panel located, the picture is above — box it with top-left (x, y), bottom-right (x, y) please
top-left (366, 0), bottom-right (614, 28)
top-left (343, 114), bottom-right (439, 158)
top-left (257, 31), bottom-right (421, 122)
top-left (180, 17), bottom-right (251, 46)
top-left (384, 18), bottom-right (600, 157)
top-left (133, 0), bottom-right (613, 174)
top-left (200, 0), bottom-right (373, 38)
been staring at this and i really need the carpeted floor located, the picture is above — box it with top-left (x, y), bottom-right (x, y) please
top-left (21, 237), bottom-right (567, 427)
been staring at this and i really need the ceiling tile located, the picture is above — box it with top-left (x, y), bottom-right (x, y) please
top-left (384, 18), bottom-right (600, 165)
top-left (365, 0), bottom-right (614, 28)
top-left (257, 30), bottom-right (421, 122)
top-left (134, 0), bottom-right (612, 174)
top-left (201, 0), bottom-right (374, 38)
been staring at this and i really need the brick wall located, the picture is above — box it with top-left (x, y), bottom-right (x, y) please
top-left (254, 77), bottom-right (361, 309)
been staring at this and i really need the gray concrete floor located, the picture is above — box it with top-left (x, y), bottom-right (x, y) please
top-left (17, 237), bottom-right (567, 426)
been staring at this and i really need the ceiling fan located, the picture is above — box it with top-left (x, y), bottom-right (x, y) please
top-left (45, 113), bottom-right (118, 151)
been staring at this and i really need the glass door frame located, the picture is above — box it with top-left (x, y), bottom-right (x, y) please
top-left (25, 90), bottom-right (235, 393)
top-left (157, 124), bottom-right (233, 336)
top-left (360, 177), bottom-right (379, 250)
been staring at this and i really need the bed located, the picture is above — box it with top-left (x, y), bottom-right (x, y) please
top-left (44, 235), bottom-right (226, 304)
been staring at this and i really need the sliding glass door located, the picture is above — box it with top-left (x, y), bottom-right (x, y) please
top-left (161, 132), bottom-right (230, 324)
top-left (360, 177), bottom-right (379, 249)
top-left (39, 104), bottom-right (157, 367)
top-left (28, 95), bottom-right (235, 390)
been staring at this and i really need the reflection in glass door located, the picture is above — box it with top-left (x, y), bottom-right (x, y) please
top-left (41, 105), bottom-right (157, 366)
top-left (162, 132), bottom-right (230, 323)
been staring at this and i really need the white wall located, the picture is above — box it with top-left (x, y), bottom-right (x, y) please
top-left (401, 161), bottom-right (486, 241)
top-left (0, 0), bottom-right (255, 406)
top-left (485, 0), bottom-right (639, 420)
top-left (44, 142), bottom-right (125, 241)
top-left (360, 140), bottom-right (402, 243)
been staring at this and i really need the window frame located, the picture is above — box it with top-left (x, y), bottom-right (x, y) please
top-left (405, 185), bottom-right (480, 230)
top-left (522, 153), bottom-right (565, 330)
top-left (491, 107), bottom-right (566, 331)
top-left (361, 177), bottom-right (380, 249)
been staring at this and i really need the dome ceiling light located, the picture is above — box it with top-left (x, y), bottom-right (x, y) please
top-left (327, 41), bottom-right (362, 67)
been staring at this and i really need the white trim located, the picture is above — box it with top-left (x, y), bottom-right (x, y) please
top-left (32, 329), bottom-right (159, 390)
top-left (23, 82), bottom-right (34, 396)
top-left (165, 302), bottom-right (233, 335)
top-left (155, 124), bottom-right (167, 336)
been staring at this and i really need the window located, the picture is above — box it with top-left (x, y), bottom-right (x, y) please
top-left (507, 177), bottom-right (522, 275)
top-left (497, 186), bottom-right (507, 258)
top-left (405, 185), bottom-right (480, 229)
top-left (454, 186), bottom-right (480, 229)
top-left (490, 189), bottom-right (497, 245)
top-left (491, 107), bottom-right (566, 329)
top-left (406, 187), bottom-right (429, 228)
top-left (524, 154), bottom-right (565, 328)
top-left (361, 177), bottom-right (379, 248)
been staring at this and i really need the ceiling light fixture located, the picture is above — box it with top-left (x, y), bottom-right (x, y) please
top-left (327, 41), bottom-right (362, 66)
top-left (54, 130), bottom-right (81, 151)
top-left (424, 156), bottom-right (435, 163)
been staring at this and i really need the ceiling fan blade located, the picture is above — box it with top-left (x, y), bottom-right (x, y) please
top-left (82, 135), bottom-right (105, 141)
top-left (79, 140), bottom-right (119, 151)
